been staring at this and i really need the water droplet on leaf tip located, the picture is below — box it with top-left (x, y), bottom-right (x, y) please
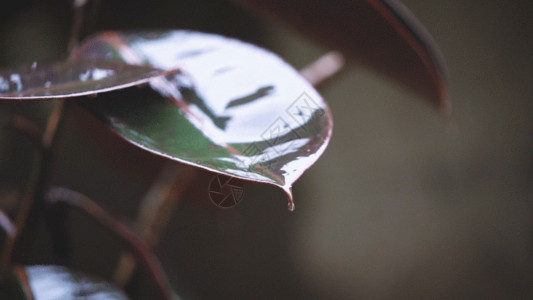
top-left (288, 201), bottom-right (295, 212)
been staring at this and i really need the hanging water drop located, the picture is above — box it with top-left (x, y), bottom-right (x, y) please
top-left (9, 74), bottom-right (22, 92)
top-left (288, 201), bottom-right (295, 212)
top-left (282, 186), bottom-right (295, 212)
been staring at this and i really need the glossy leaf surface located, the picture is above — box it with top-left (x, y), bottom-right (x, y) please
top-left (230, 0), bottom-right (449, 110)
top-left (73, 31), bottom-right (333, 210)
top-left (0, 265), bottom-right (128, 299)
top-left (0, 60), bottom-right (174, 100)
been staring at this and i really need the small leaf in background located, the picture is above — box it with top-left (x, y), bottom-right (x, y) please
top-left (0, 60), bottom-right (176, 100)
top-left (73, 30), bottom-right (333, 210)
top-left (0, 265), bottom-right (129, 299)
top-left (230, 0), bottom-right (449, 110)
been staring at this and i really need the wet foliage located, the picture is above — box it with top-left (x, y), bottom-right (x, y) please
top-left (0, 0), bottom-right (448, 299)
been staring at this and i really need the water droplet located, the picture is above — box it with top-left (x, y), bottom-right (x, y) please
top-left (283, 186), bottom-right (295, 212)
top-left (9, 74), bottom-right (22, 91)
top-left (79, 69), bottom-right (90, 81)
top-left (288, 201), bottom-right (295, 212)
top-left (91, 68), bottom-right (115, 80)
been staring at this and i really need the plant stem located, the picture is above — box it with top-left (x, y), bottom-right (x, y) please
top-left (113, 163), bottom-right (198, 287)
top-left (1, 0), bottom-right (92, 268)
top-left (2, 115), bottom-right (43, 150)
top-left (1, 0), bottom-right (95, 273)
top-left (300, 51), bottom-right (345, 86)
top-left (42, 102), bottom-right (66, 149)
top-left (11, 265), bottom-right (34, 300)
top-left (1, 101), bottom-right (67, 267)
top-left (46, 187), bottom-right (180, 300)
top-left (68, 0), bottom-right (88, 52)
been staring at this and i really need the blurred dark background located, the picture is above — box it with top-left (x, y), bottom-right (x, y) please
top-left (1, 0), bottom-right (532, 299)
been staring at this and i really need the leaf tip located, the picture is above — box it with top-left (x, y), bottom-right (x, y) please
top-left (281, 186), bottom-right (295, 212)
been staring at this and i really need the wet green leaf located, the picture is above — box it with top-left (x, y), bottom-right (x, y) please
top-left (73, 30), bottom-right (333, 210)
top-left (0, 60), bottom-right (174, 100)
top-left (0, 265), bottom-right (129, 299)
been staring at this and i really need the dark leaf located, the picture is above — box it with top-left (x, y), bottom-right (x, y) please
top-left (229, 0), bottom-right (449, 110)
top-left (0, 60), bottom-right (176, 100)
top-left (0, 265), bottom-right (129, 300)
top-left (73, 30), bottom-right (333, 210)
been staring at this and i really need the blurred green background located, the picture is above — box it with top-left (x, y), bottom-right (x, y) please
top-left (1, 0), bottom-right (532, 299)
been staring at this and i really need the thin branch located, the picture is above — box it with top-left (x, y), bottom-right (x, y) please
top-left (68, 0), bottom-right (89, 52)
top-left (42, 102), bottom-right (65, 149)
top-left (0, 154), bottom-right (42, 270)
top-left (6, 101), bottom-right (68, 266)
top-left (1, 0), bottom-right (88, 273)
top-left (45, 187), bottom-right (180, 300)
top-left (300, 51), bottom-right (345, 86)
top-left (12, 265), bottom-right (35, 300)
top-left (1, 115), bottom-right (44, 149)
top-left (0, 102), bottom-right (66, 149)
top-left (114, 163), bottom-right (198, 287)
